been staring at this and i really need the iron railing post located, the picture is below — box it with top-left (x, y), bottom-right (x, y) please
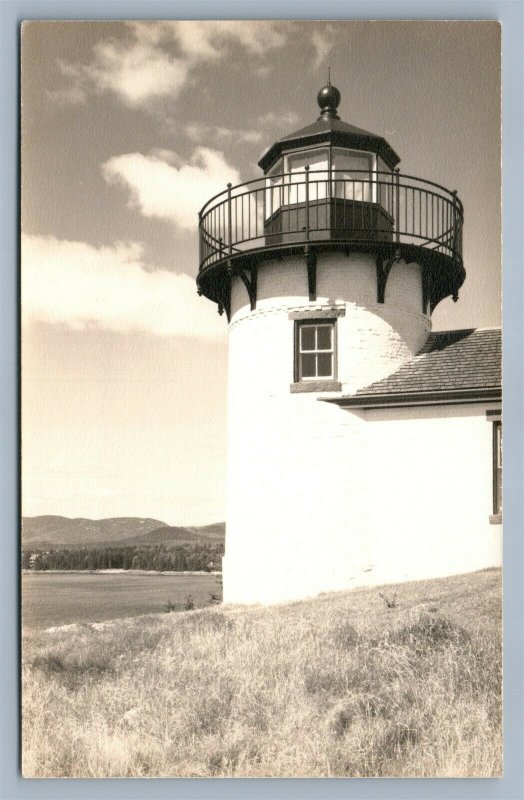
top-left (262, 179), bottom-right (266, 234)
top-left (305, 165), bottom-right (310, 240)
top-left (394, 168), bottom-right (400, 243)
top-left (227, 183), bottom-right (233, 255)
top-left (198, 209), bottom-right (203, 269)
top-left (451, 190), bottom-right (458, 257)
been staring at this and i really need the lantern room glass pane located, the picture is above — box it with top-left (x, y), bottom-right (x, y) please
top-left (377, 156), bottom-right (393, 211)
top-left (332, 150), bottom-right (373, 201)
top-left (377, 157), bottom-right (391, 177)
top-left (266, 160), bottom-right (284, 217)
top-left (288, 149), bottom-right (329, 203)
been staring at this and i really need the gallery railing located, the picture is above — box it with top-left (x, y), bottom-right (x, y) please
top-left (198, 169), bottom-right (463, 272)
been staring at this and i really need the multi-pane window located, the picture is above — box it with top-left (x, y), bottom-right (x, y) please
top-left (493, 421), bottom-right (502, 515)
top-left (297, 322), bottom-right (335, 381)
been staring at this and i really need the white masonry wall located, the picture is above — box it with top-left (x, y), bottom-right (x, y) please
top-left (359, 403), bottom-right (502, 586)
top-left (222, 251), bottom-right (500, 605)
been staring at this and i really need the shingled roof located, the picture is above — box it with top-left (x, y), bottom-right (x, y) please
top-left (325, 328), bottom-right (501, 408)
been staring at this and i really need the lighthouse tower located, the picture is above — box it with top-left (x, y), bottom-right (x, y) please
top-left (197, 84), bottom-right (465, 604)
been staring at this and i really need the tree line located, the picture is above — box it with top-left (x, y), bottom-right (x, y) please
top-left (21, 542), bottom-right (224, 572)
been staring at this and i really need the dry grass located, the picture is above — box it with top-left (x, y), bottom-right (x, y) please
top-left (22, 569), bottom-right (502, 777)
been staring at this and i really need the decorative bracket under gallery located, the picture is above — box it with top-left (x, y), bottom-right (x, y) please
top-left (421, 264), bottom-right (431, 314)
top-left (227, 261), bottom-right (258, 313)
top-left (375, 248), bottom-right (402, 304)
top-left (305, 246), bottom-right (317, 302)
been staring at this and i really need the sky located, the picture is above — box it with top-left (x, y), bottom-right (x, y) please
top-left (21, 20), bottom-right (501, 525)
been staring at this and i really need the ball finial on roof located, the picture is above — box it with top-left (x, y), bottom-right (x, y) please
top-left (317, 80), bottom-right (341, 119)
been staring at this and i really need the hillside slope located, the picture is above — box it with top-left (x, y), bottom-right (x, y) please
top-left (22, 569), bottom-right (502, 778)
top-left (21, 516), bottom-right (225, 548)
top-left (112, 523), bottom-right (226, 547)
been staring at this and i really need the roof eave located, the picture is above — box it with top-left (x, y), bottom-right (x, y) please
top-left (321, 386), bottom-right (502, 410)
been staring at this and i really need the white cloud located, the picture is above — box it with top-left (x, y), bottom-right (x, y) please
top-left (256, 110), bottom-right (300, 129)
top-left (56, 21), bottom-right (287, 108)
top-left (311, 26), bottom-right (336, 71)
top-left (253, 64), bottom-right (273, 78)
top-left (22, 235), bottom-right (226, 340)
top-left (208, 20), bottom-right (288, 55)
top-left (129, 20), bottom-right (287, 58)
top-left (57, 40), bottom-right (189, 107)
top-left (46, 84), bottom-right (87, 105)
top-left (184, 123), bottom-right (262, 145)
top-left (102, 147), bottom-right (240, 230)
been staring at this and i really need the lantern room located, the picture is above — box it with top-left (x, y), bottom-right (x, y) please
top-left (260, 82), bottom-right (398, 245)
top-left (197, 83), bottom-right (465, 317)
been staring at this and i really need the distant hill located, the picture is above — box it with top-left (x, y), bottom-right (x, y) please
top-left (22, 516), bottom-right (225, 550)
top-left (117, 523), bottom-right (226, 547)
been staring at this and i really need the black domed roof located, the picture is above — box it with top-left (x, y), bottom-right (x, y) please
top-left (258, 85), bottom-right (400, 174)
top-left (317, 83), bottom-right (341, 117)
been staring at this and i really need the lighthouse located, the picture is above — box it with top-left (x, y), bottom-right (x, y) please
top-left (197, 84), bottom-right (501, 605)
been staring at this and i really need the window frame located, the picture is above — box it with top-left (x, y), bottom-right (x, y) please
top-left (291, 317), bottom-right (340, 392)
top-left (296, 320), bottom-right (335, 382)
top-left (492, 419), bottom-right (502, 518)
top-left (487, 410), bottom-right (502, 524)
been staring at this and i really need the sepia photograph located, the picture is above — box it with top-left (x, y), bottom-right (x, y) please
top-left (21, 19), bottom-right (502, 778)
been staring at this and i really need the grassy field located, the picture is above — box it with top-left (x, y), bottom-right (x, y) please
top-left (22, 568), bottom-right (502, 778)
top-left (22, 572), bottom-right (222, 629)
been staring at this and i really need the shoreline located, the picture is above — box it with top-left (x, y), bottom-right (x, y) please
top-left (22, 569), bottom-right (222, 576)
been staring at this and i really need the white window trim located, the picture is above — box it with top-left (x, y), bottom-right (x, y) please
top-left (290, 318), bottom-right (340, 394)
top-left (298, 322), bottom-right (335, 381)
top-left (487, 410), bottom-right (502, 524)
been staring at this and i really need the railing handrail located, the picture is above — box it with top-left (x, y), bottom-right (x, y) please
top-left (205, 178), bottom-right (464, 223)
top-left (198, 170), bottom-right (463, 218)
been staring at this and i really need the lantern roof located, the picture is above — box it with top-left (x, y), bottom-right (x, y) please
top-left (258, 83), bottom-right (401, 173)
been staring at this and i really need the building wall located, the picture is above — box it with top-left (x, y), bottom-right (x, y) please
top-left (359, 403), bottom-right (502, 587)
top-left (223, 252), bottom-right (500, 604)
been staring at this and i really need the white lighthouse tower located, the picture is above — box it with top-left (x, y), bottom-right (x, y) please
top-left (197, 84), bottom-right (466, 604)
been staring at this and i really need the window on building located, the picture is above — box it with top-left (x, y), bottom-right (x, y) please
top-left (493, 420), bottom-right (502, 515)
top-left (296, 321), bottom-right (335, 381)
